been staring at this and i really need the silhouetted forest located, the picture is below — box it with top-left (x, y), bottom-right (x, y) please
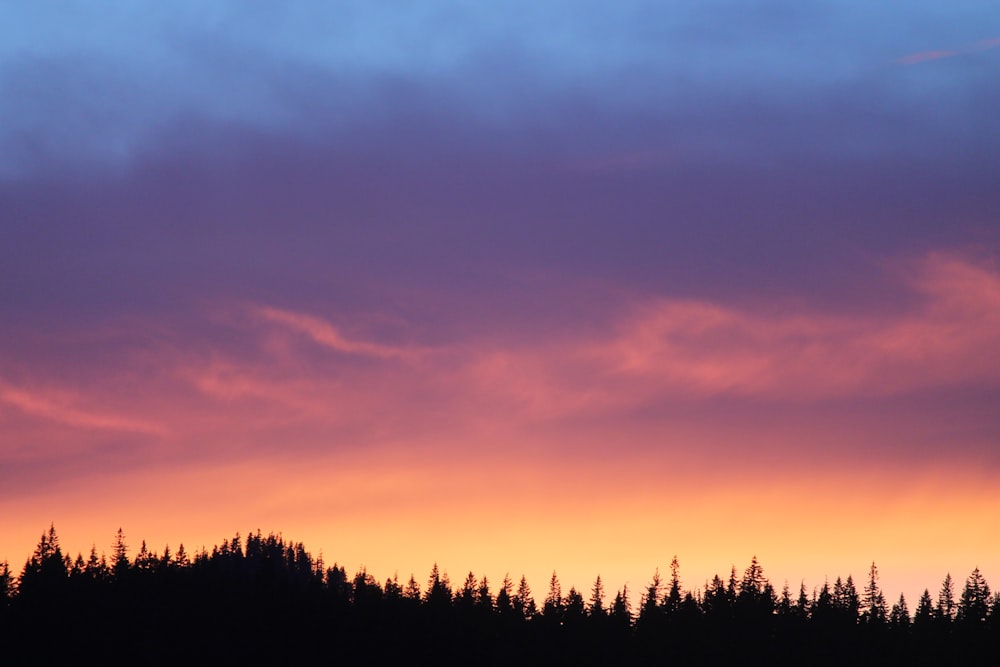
top-left (2, 525), bottom-right (997, 664)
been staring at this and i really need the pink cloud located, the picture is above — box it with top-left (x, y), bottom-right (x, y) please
top-left (897, 37), bottom-right (1000, 64)
top-left (250, 305), bottom-right (420, 361)
top-left (0, 380), bottom-right (166, 435)
top-left (589, 252), bottom-right (1000, 400)
top-left (897, 50), bottom-right (958, 65)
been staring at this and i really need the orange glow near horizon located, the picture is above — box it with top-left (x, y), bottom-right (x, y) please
top-left (3, 447), bottom-right (998, 608)
top-left (2, 251), bottom-right (999, 610)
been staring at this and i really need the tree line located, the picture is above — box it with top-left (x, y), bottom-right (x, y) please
top-left (1, 525), bottom-right (997, 664)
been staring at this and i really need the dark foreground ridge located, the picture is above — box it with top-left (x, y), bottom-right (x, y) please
top-left (1, 525), bottom-right (997, 665)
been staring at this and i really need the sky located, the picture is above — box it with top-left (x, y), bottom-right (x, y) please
top-left (2, 1), bottom-right (999, 606)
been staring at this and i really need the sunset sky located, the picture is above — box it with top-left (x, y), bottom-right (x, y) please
top-left (2, 1), bottom-right (999, 606)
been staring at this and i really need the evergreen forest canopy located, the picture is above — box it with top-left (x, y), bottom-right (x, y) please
top-left (2, 525), bottom-right (998, 664)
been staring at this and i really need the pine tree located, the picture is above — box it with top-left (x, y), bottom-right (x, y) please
top-left (778, 582), bottom-right (793, 616)
top-left (666, 557), bottom-right (682, 614)
top-left (640, 568), bottom-right (662, 620)
top-left (610, 585), bottom-right (633, 628)
top-left (936, 573), bottom-right (956, 621)
top-left (544, 571), bottom-right (564, 619)
top-left (862, 562), bottom-right (887, 624)
top-left (457, 571), bottom-right (477, 607)
top-left (495, 574), bottom-right (513, 613)
top-left (513, 575), bottom-right (536, 619)
top-left (590, 575), bottom-right (606, 616)
top-left (889, 593), bottom-right (910, 629)
top-left (564, 587), bottom-right (587, 625)
top-left (957, 567), bottom-right (990, 624)
top-left (424, 563), bottom-right (451, 606)
top-left (741, 555), bottom-right (766, 598)
top-left (476, 575), bottom-right (493, 609)
top-left (791, 581), bottom-right (808, 619)
top-left (913, 589), bottom-right (934, 628)
top-left (384, 573), bottom-right (402, 601)
top-left (834, 575), bottom-right (860, 622)
top-left (112, 528), bottom-right (129, 578)
top-left (0, 560), bottom-right (12, 605)
top-left (403, 574), bottom-right (421, 600)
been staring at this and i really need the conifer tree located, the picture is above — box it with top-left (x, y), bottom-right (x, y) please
top-left (640, 568), bottom-right (662, 620)
top-left (889, 593), bottom-right (910, 629)
top-left (544, 571), bottom-right (564, 619)
top-left (564, 587), bottom-right (587, 625)
top-left (666, 557), bottom-right (682, 614)
top-left (457, 571), bottom-right (477, 607)
top-left (957, 567), bottom-right (990, 624)
top-left (513, 575), bottom-right (536, 619)
top-left (834, 575), bottom-right (860, 621)
top-left (914, 589), bottom-right (934, 628)
top-left (476, 575), bottom-right (493, 609)
top-left (795, 581), bottom-right (810, 619)
top-left (937, 573), bottom-right (956, 621)
top-left (112, 528), bottom-right (129, 578)
top-left (0, 560), bottom-right (12, 606)
top-left (862, 562), bottom-right (887, 624)
top-left (610, 585), bottom-right (632, 627)
top-left (590, 575), bottom-right (606, 616)
top-left (403, 574), bottom-right (421, 601)
top-left (384, 573), bottom-right (402, 601)
top-left (495, 574), bottom-right (513, 613)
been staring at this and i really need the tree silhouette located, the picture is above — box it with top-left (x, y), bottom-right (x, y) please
top-left (513, 575), bottom-right (536, 620)
top-left (589, 575), bottom-right (606, 616)
top-left (957, 568), bottom-right (990, 625)
top-left (543, 571), bottom-right (563, 621)
top-left (862, 562), bottom-right (887, 625)
top-left (937, 573), bottom-right (956, 621)
top-left (914, 589), bottom-right (935, 628)
top-left (2, 525), bottom-right (998, 663)
top-left (889, 593), bottom-right (910, 629)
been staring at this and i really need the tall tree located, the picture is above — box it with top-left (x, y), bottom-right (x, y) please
top-left (513, 575), bottom-right (536, 619)
top-left (862, 562), bottom-right (887, 624)
top-left (476, 575), bottom-right (493, 610)
top-left (957, 567), bottom-right (990, 625)
top-left (543, 571), bottom-right (564, 619)
top-left (936, 573), bottom-right (956, 622)
top-left (457, 571), bottom-right (477, 608)
top-left (913, 589), bottom-right (934, 628)
top-left (495, 574), bottom-right (513, 613)
top-left (640, 568), bottom-right (662, 621)
top-left (889, 593), bottom-right (910, 629)
top-left (610, 585), bottom-right (633, 628)
top-left (112, 528), bottom-right (129, 578)
top-left (403, 574), bottom-right (421, 601)
top-left (564, 587), bottom-right (587, 626)
top-left (833, 576), bottom-right (860, 622)
top-left (665, 557), bottom-right (682, 614)
top-left (424, 563), bottom-right (451, 606)
top-left (590, 575), bottom-right (606, 616)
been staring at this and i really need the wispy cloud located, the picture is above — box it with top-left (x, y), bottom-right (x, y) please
top-left (897, 36), bottom-right (1000, 65)
top-left (588, 252), bottom-right (1000, 400)
top-left (0, 380), bottom-right (165, 435)
top-left (249, 306), bottom-right (421, 361)
top-left (897, 50), bottom-right (958, 65)
top-left (443, 252), bottom-right (1000, 417)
